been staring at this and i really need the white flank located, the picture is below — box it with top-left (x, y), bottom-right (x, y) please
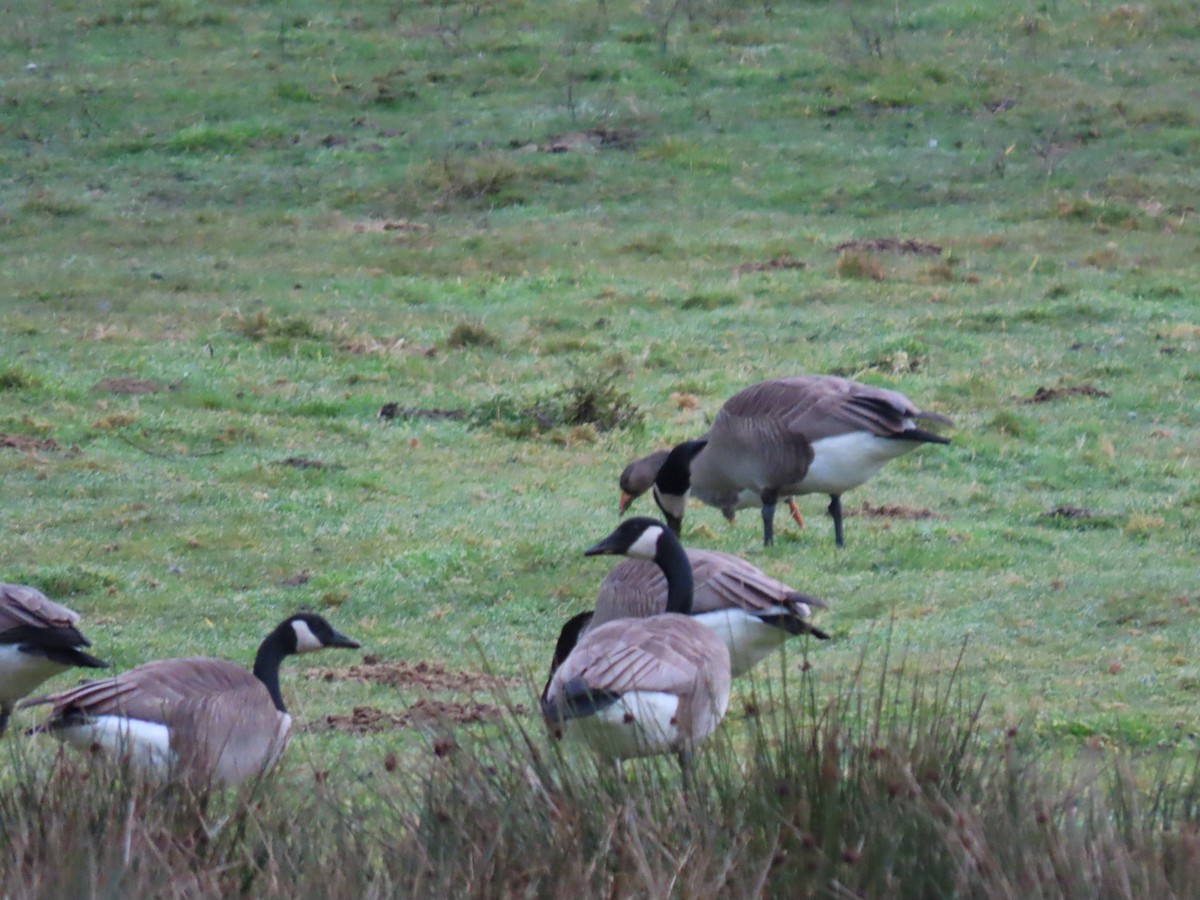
top-left (571, 691), bottom-right (682, 760)
top-left (56, 716), bottom-right (175, 774)
top-left (292, 619), bottom-right (324, 653)
top-left (626, 525), bottom-right (664, 560)
top-left (801, 432), bottom-right (918, 496)
top-left (693, 609), bottom-right (791, 678)
top-left (0, 645), bottom-right (69, 707)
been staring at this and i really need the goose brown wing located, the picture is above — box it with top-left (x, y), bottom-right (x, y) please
top-left (687, 550), bottom-right (827, 617)
top-left (549, 616), bottom-right (724, 700)
top-left (27, 658), bottom-right (259, 724)
top-left (787, 378), bottom-right (945, 440)
top-left (0, 583), bottom-right (83, 633)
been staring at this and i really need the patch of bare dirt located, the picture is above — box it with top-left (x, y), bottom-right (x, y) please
top-left (527, 127), bottom-right (641, 154)
top-left (339, 337), bottom-right (437, 357)
top-left (92, 378), bottom-right (165, 395)
top-left (276, 456), bottom-right (344, 470)
top-left (0, 433), bottom-right (59, 452)
top-left (733, 255), bottom-right (807, 275)
top-left (338, 217), bottom-right (430, 234)
top-left (278, 572), bottom-right (312, 587)
top-left (834, 237), bottom-right (943, 255)
top-left (308, 699), bottom-right (524, 734)
top-left (1022, 384), bottom-right (1111, 403)
top-left (378, 403), bottom-right (465, 421)
top-left (308, 657), bottom-right (516, 693)
top-left (849, 501), bottom-right (942, 520)
top-left (1043, 505), bottom-right (1095, 520)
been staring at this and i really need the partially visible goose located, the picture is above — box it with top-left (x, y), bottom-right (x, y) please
top-left (0, 582), bottom-right (109, 737)
top-left (541, 518), bottom-right (731, 769)
top-left (591, 548), bottom-right (829, 678)
top-left (620, 446), bottom-right (805, 527)
top-left (650, 375), bottom-right (951, 547)
top-left (25, 612), bottom-right (360, 786)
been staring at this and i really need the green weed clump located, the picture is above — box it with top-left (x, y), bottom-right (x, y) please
top-left (471, 370), bottom-right (643, 438)
top-left (6, 650), bottom-right (1200, 897)
top-left (0, 367), bottom-right (39, 391)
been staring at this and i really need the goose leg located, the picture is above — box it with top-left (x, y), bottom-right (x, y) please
top-left (677, 748), bottom-right (694, 794)
top-left (761, 490), bottom-right (779, 546)
top-left (0, 705), bottom-right (9, 738)
top-left (828, 494), bottom-right (844, 548)
top-left (788, 498), bottom-right (804, 528)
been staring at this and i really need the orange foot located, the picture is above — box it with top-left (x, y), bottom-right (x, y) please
top-left (788, 499), bottom-right (804, 528)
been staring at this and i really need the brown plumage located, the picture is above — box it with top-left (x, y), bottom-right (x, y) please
top-left (649, 375), bottom-right (951, 547)
top-left (0, 583), bottom-right (108, 736)
top-left (591, 549), bottom-right (828, 677)
top-left (542, 518), bottom-right (732, 765)
top-left (25, 613), bottom-right (359, 786)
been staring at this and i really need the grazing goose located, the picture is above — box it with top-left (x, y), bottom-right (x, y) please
top-left (541, 518), bottom-right (731, 769)
top-left (0, 582), bottom-right (109, 737)
top-left (620, 447), bottom-right (805, 527)
top-left (650, 375), bottom-right (951, 547)
top-left (591, 549), bottom-right (829, 678)
top-left (25, 612), bottom-right (360, 786)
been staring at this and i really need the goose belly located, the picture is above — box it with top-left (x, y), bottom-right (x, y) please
top-left (571, 692), bottom-right (683, 760)
top-left (799, 432), bottom-right (916, 495)
top-left (54, 716), bottom-right (175, 774)
top-left (0, 645), bottom-right (69, 706)
top-left (210, 713), bottom-right (292, 786)
top-left (693, 610), bottom-right (791, 678)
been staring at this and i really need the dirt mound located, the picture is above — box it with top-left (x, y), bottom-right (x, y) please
top-left (1022, 384), bottom-right (1111, 403)
top-left (834, 237), bottom-right (942, 255)
top-left (308, 657), bottom-right (516, 693)
top-left (850, 501), bottom-right (941, 520)
top-left (92, 378), bottom-right (165, 394)
top-left (733, 255), bottom-right (807, 275)
top-left (309, 698), bottom-right (526, 734)
top-left (0, 433), bottom-right (59, 452)
top-left (1043, 505), bottom-right (1095, 520)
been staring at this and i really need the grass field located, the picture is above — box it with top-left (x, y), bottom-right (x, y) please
top-left (2, 0), bottom-right (1199, 892)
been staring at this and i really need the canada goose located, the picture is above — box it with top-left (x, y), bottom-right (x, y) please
top-left (541, 518), bottom-right (731, 768)
top-left (619, 447), bottom-right (805, 527)
top-left (0, 582), bottom-right (109, 737)
top-left (24, 612), bottom-right (360, 786)
top-left (650, 376), bottom-right (951, 547)
top-left (591, 548), bottom-right (829, 678)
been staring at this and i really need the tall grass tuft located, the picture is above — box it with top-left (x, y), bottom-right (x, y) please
top-left (5, 646), bottom-right (1200, 897)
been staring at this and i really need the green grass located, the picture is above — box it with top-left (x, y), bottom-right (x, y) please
top-left (2, 0), bottom-right (1200, 888)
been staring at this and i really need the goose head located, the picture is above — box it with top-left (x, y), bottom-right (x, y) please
top-left (651, 440), bottom-right (707, 536)
top-left (585, 517), bottom-right (694, 616)
top-left (618, 449), bottom-right (670, 514)
top-left (278, 612), bottom-right (362, 655)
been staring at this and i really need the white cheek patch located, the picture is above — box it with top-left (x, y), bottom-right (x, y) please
top-left (627, 526), bottom-right (664, 559)
top-left (291, 620), bottom-right (324, 653)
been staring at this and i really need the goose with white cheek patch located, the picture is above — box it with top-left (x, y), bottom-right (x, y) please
top-left (650, 375), bottom-right (951, 548)
top-left (620, 446), bottom-right (805, 529)
top-left (0, 582), bottom-right (109, 737)
top-left (591, 545), bottom-right (829, 678)
top-left (24, 612), bottom-right (360, 787)
top-left (541, 518), bottom-right (731, 772)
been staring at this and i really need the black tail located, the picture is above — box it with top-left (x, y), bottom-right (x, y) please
top-left (542, 677), bottom-right (622, 723)
top-left (887, 427), bottom-right (950, 445)
top-left (36, 646), bottom-right (110, 669)
top-left (757, 614), bottom-right (831, 640)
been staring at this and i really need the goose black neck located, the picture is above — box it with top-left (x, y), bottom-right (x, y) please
top-left (654, 531), bottom-right (695, 616)
top-left (655, 440), bottom-right (704, 496)
top-left (253, 627), bottom-right (292, 713)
